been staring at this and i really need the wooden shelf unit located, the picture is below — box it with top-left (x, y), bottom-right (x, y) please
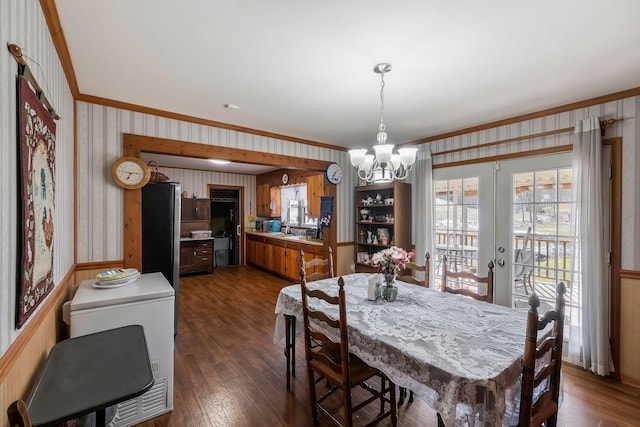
top-left (354, 182), bottom-right (411, 273)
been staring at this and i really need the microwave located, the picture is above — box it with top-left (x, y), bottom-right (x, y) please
top-left (258, 220), bottom-right (273, 232)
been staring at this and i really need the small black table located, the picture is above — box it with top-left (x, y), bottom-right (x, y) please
top-left (26, 325), bottom-right (154, 427)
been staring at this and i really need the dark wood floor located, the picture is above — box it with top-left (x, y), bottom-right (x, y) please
top-left (138, 265), bottom-right (640, 427)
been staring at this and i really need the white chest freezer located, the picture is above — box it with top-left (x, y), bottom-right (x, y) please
top-left (70, 272), bottom-right (175, 427)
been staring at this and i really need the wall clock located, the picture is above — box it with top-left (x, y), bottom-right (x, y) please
top-left (282, 173), bottom-right (289, 184)
top-left (111, 156), bottom-right (151, 189)
top-left (326, 163), bottom-right (342, 185)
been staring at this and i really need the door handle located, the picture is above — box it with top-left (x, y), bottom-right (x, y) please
top-left (496, 259), bottom-right (505, 267)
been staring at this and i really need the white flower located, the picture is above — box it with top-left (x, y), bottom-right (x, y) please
top-left (371, 246), bottom-right (414, 275)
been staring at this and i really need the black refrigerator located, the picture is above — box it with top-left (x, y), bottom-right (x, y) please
top-left (142, 182), bottom-right (181, 335)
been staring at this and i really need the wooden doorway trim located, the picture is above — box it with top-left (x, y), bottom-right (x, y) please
top-left (122, 133), bottom-right (334, 269)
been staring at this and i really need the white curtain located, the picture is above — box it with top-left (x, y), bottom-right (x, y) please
top-left (412, 150), bottom-right (434, 287)
top-left (569, 117), bottom-right (613, 375)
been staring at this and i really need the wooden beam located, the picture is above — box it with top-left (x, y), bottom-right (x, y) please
top-left (123, 134), bottom-right (332, 171)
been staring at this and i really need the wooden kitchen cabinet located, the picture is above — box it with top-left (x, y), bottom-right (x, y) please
top-left (247, 238), bottom-right (257, 265)
top-left (307, 174), bottom-right (324, 218)
top-left (284, 247), bottom-right (299, 281)
top-left (255, 241), bottom-right (267, 270)
top-left (180, 239), bottom-right (213, 275)
top-left (270, 186), bottom-right (281, 217)
top-left (257, 183), bottom-right (281, 217)
top-left (180, 244), bottom-right (195, 274)
top-left (273, 244), bottom-right (286, 276)
top-left (181, 198), bottom-right (211, 221)
top-left (256, 183), bottom-right (271, 217)
top-left (247, 233), bottom-right (322, 282)
top-left (194, 241), bottom-right (213, 272)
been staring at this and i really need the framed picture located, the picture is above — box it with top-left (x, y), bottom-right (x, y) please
top-left (16, 76), bottom-right (56, 327)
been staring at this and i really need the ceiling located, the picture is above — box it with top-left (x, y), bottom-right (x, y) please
top-left (54, 1), bottom-right (640, 173)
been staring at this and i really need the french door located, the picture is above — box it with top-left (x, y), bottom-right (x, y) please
top-left (494, 153), bottom-right (576, 309)
top-left (434, 148), bottom-right (615, 371)
top-left (432, 163), bottom-right (495, 296)
top-left (433, 152), bottom-right (592, 309)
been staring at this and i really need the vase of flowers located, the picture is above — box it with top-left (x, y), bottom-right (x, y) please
top-left (371, 246), bottom-right (414, 302)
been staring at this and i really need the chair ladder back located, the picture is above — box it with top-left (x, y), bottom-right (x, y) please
top-left (7, 400), bottom-right (32, 427)
top-left (397, 252), bottom-right (431, 288)
top-left (301, 248), bottom-right (334, 282)
top-left (299, 268), bottom-right (397, 426)
top-left (441, 255), bottom-right (494, 303)
top-left (518, 282), bottom-right (566, 427)
top-left (301, 273), bottom-right (351, 375)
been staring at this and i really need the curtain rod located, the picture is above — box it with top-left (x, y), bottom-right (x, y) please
top-left (432, 118), bottom-right (621, 157)
top-left (7, 43), bottom-right (60, 120)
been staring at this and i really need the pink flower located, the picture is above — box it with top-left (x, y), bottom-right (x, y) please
top-left (371, 246), bottom-right (414, 275)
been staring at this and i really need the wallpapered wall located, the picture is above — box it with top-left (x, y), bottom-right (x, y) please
top-left (0, 0), bottom-right (75, 355)
top-left (75, 96), bottom-right (640, 271)
top-left (75, 101), bottom-right (353, 264)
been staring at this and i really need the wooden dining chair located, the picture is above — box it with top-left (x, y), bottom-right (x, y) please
top-left (284, 248), bottom-right (335, 390)
top-left (517, 282), bottom-right (566, 427)
top-left (397, 252), bottom-right (430, 288)
top-left (301, 247), bottom-right (334, 282)
top-left (300, 271), bottom-right (397, 427)
top-left (395, 252), bottom-right (431, 404)
top-left (514, 226), bottom-right (534, 295)
top-left (441, 255), bottom-right (494, 304)
top-left (7, 400), bottom-right (31, 427)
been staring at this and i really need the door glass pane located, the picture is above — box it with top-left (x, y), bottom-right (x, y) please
top-left (434, 177), bottom-right (479, 288)
top-left (512, 169), bottom-right (575, 315)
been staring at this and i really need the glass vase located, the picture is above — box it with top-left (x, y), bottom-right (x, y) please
top-left (382, 272), bottom-right (398, 302)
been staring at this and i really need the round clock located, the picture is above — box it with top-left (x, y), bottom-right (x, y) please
top-left (111, 157), bottom-right (151, 189)
top-left (282, 173), bottom-right (289, 184)
top-left (326, 163), bottom-right (342, 184)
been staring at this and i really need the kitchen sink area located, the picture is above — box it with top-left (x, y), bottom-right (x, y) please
top-left (263, 231), bottom-right (319, 242)
top-left (246, 228), bottom-right (325, 281)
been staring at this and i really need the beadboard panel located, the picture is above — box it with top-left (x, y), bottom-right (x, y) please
top-left (421, 96), bottom-right (639, 271)
top-left (0, 0), bottom-right (74, 356)
top-left (620, 276), bottom-right (640, 386)
top-left (75, 102), bottom-right (353, 263)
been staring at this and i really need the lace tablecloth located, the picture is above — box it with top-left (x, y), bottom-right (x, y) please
top-left (274, 273), bottom-right (528, 426)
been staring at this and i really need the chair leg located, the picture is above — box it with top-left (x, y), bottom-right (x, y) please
top-left (343, 381), bottom-right (353, 427)
top-left (291, 320), bottom-right (296, 378)
top-left (307, 367), bottom-right (319, 425)
top-left (398, 386), bottom-right (413, 405)
top-left (284, 315), bottom-right (293, 390)
top-left (390, 379), bottom-right (397, 427)
top-left (380, 377), bottom-right (387, 414)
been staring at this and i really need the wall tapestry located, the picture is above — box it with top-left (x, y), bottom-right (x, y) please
top-left (16, 76), bottom-right (56, 328)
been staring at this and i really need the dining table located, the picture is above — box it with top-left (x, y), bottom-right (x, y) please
top-left (274, 273), bottom-right (529, 426)
top-left (26, 324), bottom-right (154, 427)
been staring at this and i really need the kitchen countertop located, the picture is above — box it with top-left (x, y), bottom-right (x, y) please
top-left (245, 229), bottom-right (323, 247)
top-left (180, 237), bottom-right (215, 242)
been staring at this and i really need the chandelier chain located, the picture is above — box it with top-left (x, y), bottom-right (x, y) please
top-left (379, 73), bottom-right (386, 132)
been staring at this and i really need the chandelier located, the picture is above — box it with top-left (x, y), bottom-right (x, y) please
top-left (348, 63), bottom-right (417, 183)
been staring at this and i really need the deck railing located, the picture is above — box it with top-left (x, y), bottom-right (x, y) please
top-left (435, 232), bottom-right (572, 284)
